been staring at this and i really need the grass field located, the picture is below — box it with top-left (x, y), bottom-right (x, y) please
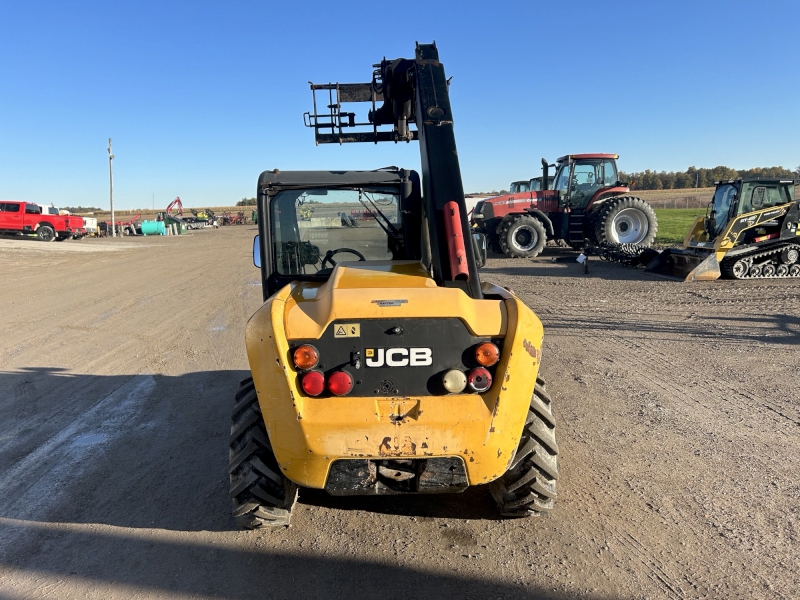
top-left (654, 208), bottom-right (706, 244)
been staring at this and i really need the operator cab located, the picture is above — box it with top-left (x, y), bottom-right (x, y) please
top-left (509, 180), bottom-right (531, 194)
top-left (552, 154), bottom-right (619, 207)
top-left (707, 178), bottom-right (796, 240)
top-left (254, 169), bottom-right (425, 299)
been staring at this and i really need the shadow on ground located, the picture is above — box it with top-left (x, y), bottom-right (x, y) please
top-left (0, 367), bottom-right (575, 599)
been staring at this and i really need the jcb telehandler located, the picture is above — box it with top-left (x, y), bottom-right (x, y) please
top-left (229, 43), bottom-right (558, 528)
top-left (646, 178), bottom-right (800, 280)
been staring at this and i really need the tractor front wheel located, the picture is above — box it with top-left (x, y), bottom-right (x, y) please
top-left (490, 376), bottom-right (558, 517)
top-left (499, 215), bottom-right (547, 258)
top-left (229, 377), bottom-right (298, 528)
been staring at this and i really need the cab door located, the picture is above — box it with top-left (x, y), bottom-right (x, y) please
top-left (0, 202), bottom-right (24, 230)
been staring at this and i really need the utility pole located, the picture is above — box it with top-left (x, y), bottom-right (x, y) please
top-left (108, 138), bottom-right (115, 237)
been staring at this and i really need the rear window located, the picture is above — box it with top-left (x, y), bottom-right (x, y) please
top-left (25, 204), bottom-right (41, 214)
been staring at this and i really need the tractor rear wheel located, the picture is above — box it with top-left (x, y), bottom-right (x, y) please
top-left (229, 377), bottom-right (298, 528)
top-left (499, 215), bottom-right (547, 258)
top-left (490, 375), bottom-right (558, 517)
top-left (593, 196), bottom-right (657, 246)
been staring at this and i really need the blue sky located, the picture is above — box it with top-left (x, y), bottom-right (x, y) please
top-left (2, 1), bottom-right (798, 209)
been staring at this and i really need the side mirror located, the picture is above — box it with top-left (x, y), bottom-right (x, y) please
top-left (472, 233), bottom-right (487, 268)
top-left (253, 235), bottom-right (261, 268)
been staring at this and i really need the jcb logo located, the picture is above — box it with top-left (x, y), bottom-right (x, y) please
top-left (365, 348), bottom-right (432, 367)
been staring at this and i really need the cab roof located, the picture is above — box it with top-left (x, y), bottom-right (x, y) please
top-left (258, 168), bottom-right (404, 189)
top-left (557, 154), bottom-right (619, 162)
top-left (714, 178), bottom-right (800, 185)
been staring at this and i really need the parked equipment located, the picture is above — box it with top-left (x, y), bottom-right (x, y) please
top-left (646, 178), bottom-right (800, 281)
top-left (230, 43), bottom-right (558, 528)
top-left (471, 154), bottom-right (658, 258)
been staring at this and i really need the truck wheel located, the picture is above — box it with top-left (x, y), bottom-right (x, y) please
top-left (499, 215), bottom-right (547, 258)
top-left (229, 377), bottom-right (298, 528)
top-left (490, 375), bottom-right (558, 517)
top-left (36, 225), bottom-right (56, 242)
top-left (593, 196), bottom-right (657, 246)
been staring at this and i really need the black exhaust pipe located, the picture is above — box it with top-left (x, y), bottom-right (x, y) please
top-left (541, 158), bottom-right (549, 190)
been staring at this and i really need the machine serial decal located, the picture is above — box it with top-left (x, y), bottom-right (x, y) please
top-left (371, 299), bottom-right (408, 307)
top-left (365, 348), bottom-right (433, 367)
top-left (334, 323), bottom-right (361, 338)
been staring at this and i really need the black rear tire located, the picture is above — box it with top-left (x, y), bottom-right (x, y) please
top-left (490, 375), bottom-right (558, 517)
top-left (37, 225), bottom-right (56, 242)
top-left (592, 196), bottom-right (657, 246)
top-left (499, 215), bottom-right (547, 258)
top-left (229, 377), bottom-right (298, 528)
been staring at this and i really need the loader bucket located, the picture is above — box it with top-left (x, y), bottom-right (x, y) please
top-left (645, 248), bottom-right (721, 281)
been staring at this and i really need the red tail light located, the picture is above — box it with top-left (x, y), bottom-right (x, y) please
top-left (301, 371), bottom-right (325, 396)
top-left (467, 368), bottom-right (492, 393)
top-left (327, 371), bottom-right (354, 396)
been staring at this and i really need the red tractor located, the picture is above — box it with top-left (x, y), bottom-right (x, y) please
top-left (471, 154), bottom-right (658, 258)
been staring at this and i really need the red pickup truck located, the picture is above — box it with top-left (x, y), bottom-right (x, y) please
top-left (0, 201), bottom-right (82, 241)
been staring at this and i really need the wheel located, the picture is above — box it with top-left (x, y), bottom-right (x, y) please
top-left (499, 215), bottom-right (547, 258)
top-left (776, 265), bottom-right (789, 276)
top-left (490, 375), bottom-right (558, 517)
top-left (320, 247), bottom-right (366, 269)
top-left (36, 225), bottom-right (56, 242)
top-left (593, 196), bottom-right (658, 246)
top-left (780, 247), bottom-right (799, 264)
top-left (749, 264), bottom-right (762, 278)
top-left (731, 260), bottom-right (749, 279)
top-left (790, 265), bottom-right (800, 276)
top-left (762, 264), bottom-right (776, 277)
top-left (229, 377), bottom-right (298, 528)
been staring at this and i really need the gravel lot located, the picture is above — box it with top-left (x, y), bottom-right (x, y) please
top-left (1, 227), bottom-right (798, 599)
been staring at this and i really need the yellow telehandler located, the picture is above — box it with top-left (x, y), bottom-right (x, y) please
top-left (229, 44), bottom-right (558, 527)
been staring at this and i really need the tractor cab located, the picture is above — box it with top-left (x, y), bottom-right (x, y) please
top-left (509, 180), bottom-right (531, 194)
top-left (551, 154), bottom-right (621, 209)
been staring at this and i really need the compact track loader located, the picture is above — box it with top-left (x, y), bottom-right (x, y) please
top-left (229, 43), bottom-right (558, 528)
top-left (646, 178), bottom-right (800, 281)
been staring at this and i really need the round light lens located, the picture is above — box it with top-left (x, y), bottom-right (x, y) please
top-left (301, 371), bottom-right (325, 396)
top-left (467, 367), bottom-right (492, 393)
top-left (293, 344), bottom-right (319, 370)
top-left (327, 371), bottom-right (354, 396)
top-left (442, 369), bottom-right (467, 394)
top-left (475, 342), bottom-right (500, 367)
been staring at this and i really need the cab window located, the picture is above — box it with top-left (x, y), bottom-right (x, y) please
top-left (25, 204), bottom-right (41, 214)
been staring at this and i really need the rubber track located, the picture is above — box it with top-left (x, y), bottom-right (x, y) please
top-left (721, 243), bottom-right (800, 279)
top-left (490, 375), bottom-right (558, 517)
top-left (228, 377), bottom-right (297, 528)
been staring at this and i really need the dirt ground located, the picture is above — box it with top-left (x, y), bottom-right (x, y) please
top-left (0, 227), bottom-right (798, 599)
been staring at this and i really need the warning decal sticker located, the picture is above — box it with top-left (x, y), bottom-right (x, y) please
top-left (334, 323), bottom-right (361, 338)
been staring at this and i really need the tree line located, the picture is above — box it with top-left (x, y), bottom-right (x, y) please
top-left (619, 165), bottom-right (800, 190)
